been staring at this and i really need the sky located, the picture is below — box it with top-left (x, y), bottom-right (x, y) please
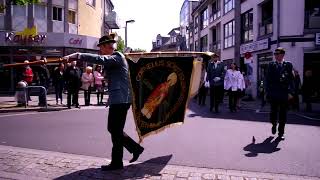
top-left (113, 0), bottom-right (185, 51)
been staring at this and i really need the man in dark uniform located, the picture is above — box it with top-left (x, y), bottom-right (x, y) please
top-left (63, 35), bottom-right (144, 171)
top-left (206, 54), bottom-right (225, 113)
top-left (64, 60), bottom-right (81, 109)
top-left (266, 47), bottom-right (295, 140)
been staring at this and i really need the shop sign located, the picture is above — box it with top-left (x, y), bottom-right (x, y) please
top-left (69, 38), bottom-right (83, 45)
top-left (5, 26), bottom-right (46, 44)
top-left (240, 38), bottom-right (269, 54)
top-left (316, 33), bottom-right (320, 45)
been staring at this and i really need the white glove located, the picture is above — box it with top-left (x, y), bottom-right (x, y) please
top-left (213, 77), bottom-right (221, 82)
top-left (63, 53), bottom-right (79, 62)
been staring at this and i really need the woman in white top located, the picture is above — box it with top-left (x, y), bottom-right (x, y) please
top-left (224, 63), bottom-right (245, 112)
top-left (81, 66), bottom-right (94, 106)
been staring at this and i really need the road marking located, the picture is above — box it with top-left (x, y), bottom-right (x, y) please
top-left (0, 107), bottom-right (108, 118)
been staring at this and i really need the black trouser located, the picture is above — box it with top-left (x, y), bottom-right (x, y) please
top-left (270, 100), bottom-right (288, 135)
top-left (97, 93), bottom-right (104, 104)
top-left (55, 83), bottom-right (63, 103)
top-left (67, 88), bottom-right (79, 107)
top-left (84, 88), bottom-right (91, 106)
top-left (292, 93), bottom-right (300, 111)
top-left (198, 85), bottom-right (207, 105)
top-left (228, 89), bottom-right (238, 111)
top-left (210, 85), bottom-right (223, 112)
top-left (108, 103), bottom-right (143, 165)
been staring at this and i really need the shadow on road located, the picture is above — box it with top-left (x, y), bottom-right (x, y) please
top-left (187, 100), bottom-right (320, 127)
top-left (54, 155), bottom-right (172, 180)
top-left (243, 136), bottom-right (281, 157)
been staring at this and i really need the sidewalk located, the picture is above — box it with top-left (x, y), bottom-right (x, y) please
top-left (0, 93), bottom-right (108, 113)
top-left (0, 145), bottom-right (318, 180)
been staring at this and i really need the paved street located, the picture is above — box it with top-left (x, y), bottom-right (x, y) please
top-left (0, 99), bottom-right (319, 179)
top-left (1, 145), bottom-right (316, 180)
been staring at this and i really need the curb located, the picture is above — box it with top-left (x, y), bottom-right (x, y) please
top-left (0, 107), bottom-right (68, 114)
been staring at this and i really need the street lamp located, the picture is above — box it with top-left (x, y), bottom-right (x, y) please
top-left (125, 19), bottom-right (135, 48)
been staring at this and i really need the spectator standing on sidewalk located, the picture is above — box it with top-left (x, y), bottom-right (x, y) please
top-left (53, 63), bottom-right (65, 105)
top-left (207, 54), bottom-right (225, 113)
top-left (266, 47), bottom-right (294, 140)
top-left (65, 60), bottom-right (81, 109)
top-left (237, 71), bottom-right (246, 110)
top-left (34, 58), bottom-right (50, 107)
top-left (63, 34), bottom-right (144, 171)
top-left (224, 63), bottom-right (243, 112)
top-left (94, 65), bottom-right (105, 105)
top-left (22, 60), bottom-right (33, 101)
top-left (302, 70), bottom-right (314, 112)
top-left (81, 66), bottom-right (94, 106)
top-left (292, 69), bottom-right (302, 111)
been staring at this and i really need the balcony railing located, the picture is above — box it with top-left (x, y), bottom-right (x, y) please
top-left (209, 11), bottom-right (221, 24)
top-left (259, 18), bottom-right (273, 36)
top-left (209, 41), bottom-right (221, 52)
top-left (305, 10), bottom-right (320, 29)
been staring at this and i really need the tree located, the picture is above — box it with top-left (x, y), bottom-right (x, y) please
top-left (132, 48), bottom-right (147, 53)
top-left (116, 37), bottom-right (125, 53)
top-left (0, 0), bottom-right (39, 12)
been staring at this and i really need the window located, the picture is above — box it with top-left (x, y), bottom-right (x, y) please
top-left (200, 35), bottom-right (208, 52)
top-left (86, 0), bottom-right (95, 7)
top-left (224, 0), bottom-right (234, 14)
top-left (53, 6), bottom-right (63, 21)
top-left (157, 40), bottom-right (161, 46)
top-left (68, 10), bottom-right (76, 24)
top-left (224, 20), bottom-right (235, 48)
top-left (259, 0), bottom-right (273, 36)
top-left (200, 8), bottom-right (208, 30)
top-left (34, 4), bottom-right (46, 19)
top-left (212, 1), bottom-right (221, 21)
top-left (13, 5), bottom-right (27, 16)
top-left (0, 0), bottom-right (4, 14)
top-left (195, 40), bottom-right (199, 51)
top-left (241, 10), bottom-right (253, 43)
top-left (305, 0), bottom-right (320, 29)
top-left (170, 36), bottom-right (176, 43)
top-left (195, 16), bottom-right (199, 34)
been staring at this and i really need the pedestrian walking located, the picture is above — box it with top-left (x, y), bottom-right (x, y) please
top-left (292, 69), bottom-right (302, 111)
top-left (63, 34), bottom-right (144, 171)
top-left (81, 66), bottom-right (94, 106)
top-left (53, 63), bottom-right (65, 105)
top-left (302, 70), bottom-right (314, 112)
top-left (266, 47), bottom-right (295, 140)
top-left (224, 63), bottom-right (243, 112)
top-left (207, 54), bottom-right (225, 113)
top-left (65, 60), bottom-right (81, 109)
top-left (198, 62), bottom-right (208, 106)
top-left (94, 65), bottom-right (105, 105)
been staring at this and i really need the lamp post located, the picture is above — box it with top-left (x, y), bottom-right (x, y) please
top-left (125, 19), bottom-right (135, 48)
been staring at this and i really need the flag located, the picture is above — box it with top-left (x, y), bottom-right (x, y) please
top-left (126, 52), bottom-right (213, 142)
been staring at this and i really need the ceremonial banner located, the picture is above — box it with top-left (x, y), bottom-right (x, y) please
top-left (126, 52), bottom-right (213, 142)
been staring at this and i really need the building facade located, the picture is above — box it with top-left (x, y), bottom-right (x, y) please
top-left (191, 0), bottom-right (320, 99)
top-left (179, 0), bottom-right (199, 51)
top-left (0, 0), bottom-right (120, 92)
top-left (151, 27), bottom-right (183, 52)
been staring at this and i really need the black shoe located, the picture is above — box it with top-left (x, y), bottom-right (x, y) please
top-left (68, 106), bottom-right (71, 109)
top-left (75, 105), bottom-right (81, 109)
top-left (129, 147), bottom-right (144, 163)
top-left (101, 164), bottom-right (123, 171)
top-left (272, 125), bottom-right (277, 135)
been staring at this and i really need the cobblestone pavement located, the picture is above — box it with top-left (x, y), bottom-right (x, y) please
top-left (0, 145), bottom-right (318, 180)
